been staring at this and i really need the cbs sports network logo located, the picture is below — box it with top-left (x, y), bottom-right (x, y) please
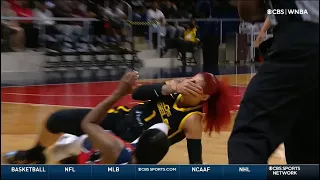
top-left (267, 8), bottom-right (308, 15)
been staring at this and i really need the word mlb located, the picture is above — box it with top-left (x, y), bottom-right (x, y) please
top-left (267, 9), bottom-right (308, 15)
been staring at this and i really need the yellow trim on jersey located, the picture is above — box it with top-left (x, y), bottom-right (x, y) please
top-left (168, 111), bottom-right (203, 139)
top-left (107, 109), bottom-right (116, 113)
top-left (107, 106), bottom-right (131, 113)
top-left (173, 94), bottom-right (203, 112)
top-left (118, 106), bottom-right (130, 112)
top-left (144, 110), bottom-right (157, 122)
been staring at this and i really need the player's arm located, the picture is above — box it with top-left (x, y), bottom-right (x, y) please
top-left (132, 78), bottom-right (202, 101)
top-left (237, 0), bottom-right (265, 23)
top-left (131, 79), bottom-right (183, 101)
top-left (81, 72), bottom-right (138, 164)
top-left (260, 16), bottom-right (271, 34)
top-left (183, 113), bottom-right (204, 164)
top-left (255, 16), bottom-right (271, 47)
top-left (81, 93), bottom-right (124, 164)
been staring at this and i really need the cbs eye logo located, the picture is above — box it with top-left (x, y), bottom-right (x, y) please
top-left (267, 9), bottom-right (285, 15)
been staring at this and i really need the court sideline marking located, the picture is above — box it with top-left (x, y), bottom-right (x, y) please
top-left (1, 102), bottom-right (239, 113)
top-left (2, 92), bottom-right (243, 97)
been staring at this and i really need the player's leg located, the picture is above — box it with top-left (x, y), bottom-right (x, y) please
top-left (228, 49), bottom-right (314, 164)
top-left (49, 106), bottom-right (135, 163)
top-left (43, 107), bottom-right (131, 164)
top-left (3, 109), bottom-right (91, 164)
top-left (47, 134), bottom-right (89, 163)
top-left (55, 123), bottom-right (169, 164)
top-left (100, 107), bottom-right (144, 143)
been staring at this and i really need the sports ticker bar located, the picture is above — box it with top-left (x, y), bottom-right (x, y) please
top-left (1, 165), bottom-right (319, 180)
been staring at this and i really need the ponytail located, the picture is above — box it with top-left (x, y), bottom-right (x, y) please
top-left (203, 79), bottom-right (233, 135)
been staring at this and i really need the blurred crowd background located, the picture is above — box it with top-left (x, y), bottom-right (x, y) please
top-left (1, 0), bottom-right (269, 76)
top-left (1, 0), bottom-right (241, 50)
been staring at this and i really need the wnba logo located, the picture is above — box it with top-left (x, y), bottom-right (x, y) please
top-left (267, 9), bottom-right (308, 15)
top-left (287, 9), bottom-right (308, 14)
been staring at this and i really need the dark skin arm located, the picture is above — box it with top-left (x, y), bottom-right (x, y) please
top-left (237, 0), bottom-right (265, 23)
top-left (81, 94), bottom-right (123, 164)
top-left (81, 72), bottom-right (138, 164)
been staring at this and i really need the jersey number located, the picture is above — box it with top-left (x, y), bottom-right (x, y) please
top-left (144, 111), bottom-right (171, 129)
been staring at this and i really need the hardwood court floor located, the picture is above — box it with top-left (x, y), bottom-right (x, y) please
top-left (1, 74), bottom-right (286, 164)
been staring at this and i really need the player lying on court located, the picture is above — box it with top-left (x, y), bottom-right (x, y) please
top-left (47, 123), bottom-right (169, 164)
top-left (5, 72), bottom-right (170, 164)
top-left (4, 71), bottom-right (233, 164)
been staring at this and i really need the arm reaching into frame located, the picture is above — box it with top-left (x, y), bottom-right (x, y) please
top-left (81, 72), bottom-right (138, 164)
top-left (255, 16), bottom-right (271, 47)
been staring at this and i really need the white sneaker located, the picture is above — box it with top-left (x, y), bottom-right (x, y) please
top-left (47, 134), bottom-right (87, 163)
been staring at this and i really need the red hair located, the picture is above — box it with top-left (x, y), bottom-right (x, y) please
top-left (199, 72), bottom-right (232, 134)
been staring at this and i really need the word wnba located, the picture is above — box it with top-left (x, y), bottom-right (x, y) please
top-left (11, 167), bottom-right (46, 173)
top-left (267, 9), bottom-right (308, 15)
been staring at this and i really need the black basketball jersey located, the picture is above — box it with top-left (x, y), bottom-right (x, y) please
top-left (129, 93), bottom-right (203, 145)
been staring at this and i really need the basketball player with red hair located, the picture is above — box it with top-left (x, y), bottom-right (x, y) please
top-left (4, 72), bottom-right (233, 165)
